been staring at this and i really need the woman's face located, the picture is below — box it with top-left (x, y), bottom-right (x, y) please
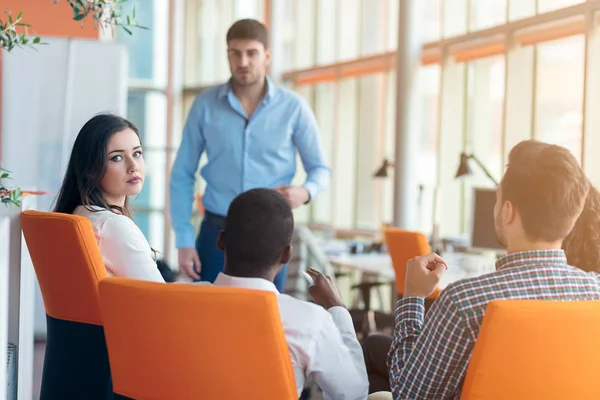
top-left (100, 128), bottom-right (145, 207)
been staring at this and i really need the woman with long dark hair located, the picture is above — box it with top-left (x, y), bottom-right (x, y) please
top-left (54, 113), bottom-right (164, 282)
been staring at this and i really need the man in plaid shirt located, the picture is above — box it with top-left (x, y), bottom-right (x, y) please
top-left (386, 140), bottom-right (600, 399)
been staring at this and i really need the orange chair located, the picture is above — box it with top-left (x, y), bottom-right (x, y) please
top-left (461, 300), bottom-right (600, 399)
top-left (20, 210), bottom-right (111, 399)
top-left (383, 226), bottom-right (440, 299)
top-left (98, 277), bottom-right (297, 400)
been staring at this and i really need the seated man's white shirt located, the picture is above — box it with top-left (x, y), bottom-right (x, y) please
top-left (212, 273), bottom-right (369, 400)
top-left (74, 206), bottom-right (165, 283)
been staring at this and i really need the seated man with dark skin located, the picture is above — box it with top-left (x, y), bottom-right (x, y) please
top-left (212, 188), bottom-right (369, 399)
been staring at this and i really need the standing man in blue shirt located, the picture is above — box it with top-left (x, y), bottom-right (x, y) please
top-left (169, 19), bottom-right (331, 292)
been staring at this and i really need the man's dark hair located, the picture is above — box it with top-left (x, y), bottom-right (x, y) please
top-left (502, 139), bottom-right (589, 242)
top-left (226, 19), bottom-right (269, 49)
top-left (223, 188), bottom-right (294, 277)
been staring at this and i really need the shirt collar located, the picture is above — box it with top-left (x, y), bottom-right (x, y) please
top-left (217, 76), bottom-right (277, 101)
top-left (213, 272), bottom-right (279, 294)
top-left (495, 249), bottom-right (568, 271)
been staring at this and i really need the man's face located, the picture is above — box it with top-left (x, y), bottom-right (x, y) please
top-left (493, 184), bottom-right (507, 247)
top-left (227, 39), bottom-right (270, 87)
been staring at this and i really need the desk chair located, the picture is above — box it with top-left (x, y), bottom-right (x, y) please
top-left (461, 300), bottom-right (600, 399)
top-left (98, 278), bottom-right (297, 400)
top-left (383, 227), bottom-right (439, 305)
top-left (20, 210), bottom-right (111, 400)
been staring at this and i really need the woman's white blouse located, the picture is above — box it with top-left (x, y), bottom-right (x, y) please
top-left (74, 206), bottom-right (165, 283)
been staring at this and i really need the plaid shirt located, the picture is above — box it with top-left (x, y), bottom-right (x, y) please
top-left (387, 250), bottom-right (600, 400)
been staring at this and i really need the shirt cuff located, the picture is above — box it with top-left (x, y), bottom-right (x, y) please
top-left (394, 297), bottom-right (425, 334)
top-left (174, 226), bottom-right (196, 249)
top-left (302, 182), bottom-right (318, 204)
top-left (327, 306), bottom-right (355, 334)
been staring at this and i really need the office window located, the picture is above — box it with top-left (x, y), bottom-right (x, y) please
top-left (504, 45), bottom-right (534, 161)
top-left (292, 85), bottom-right (314, 224)
top-left (444, 0), bottom-right (469, 37)
top-left (437, 60), bottom-right (467, 237)
top-left (355, 74), bottom-right (386, 229)
top-left (316, 0), bottom-right (338, 65)
top-left (463, 55), bottom-right (505, 236)
top-left (293, 0), bottom-right (316, 69)
top-left (333, 78), bottom-right (359, 228)
top-left (583, 16), bottom-right (600, 187)
top-left (361, 0), bottom-right (387, 56)
top-left (337, 0), bottom-right (361, 61)
top-left (417, 65), bottom-right (441, 235)
top-left (118, 0), bottom-right (168, 86)
top-left (386, 0), bottom-right (400, 50)
top-left (470, 0), bottom-right (507, 31)
top-left (535, 35), bottom-right (585, 162)
top-left (381, 70), bottom-right (396, 225)
top-left (509, 0), bottom-right (536, 20)
top-left (422, 0), bottom-right (442, 43)
top-left (311, 83), bottom-right (336, 224)
top-left (537, 0), bottom-right (584, 14)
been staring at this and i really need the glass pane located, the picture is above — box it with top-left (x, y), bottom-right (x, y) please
top-left (333, 78), bottom-right (358, 228)
top-left (470, 0), bottom-right (507, 31)
top-left (311, 83), bottom-right (336, 224)
top-left (537, 0), bottom-right (584, 14)
top-left (436, 60), bottom-right (467, 238)
top-left (509, 0), bottom-right (535, 21)
top-left (444, 0), bottom-right (468, 37)
top-left (196, 0), bottom-right (220, 83)
top-left (118, 0), bottom-right (168, 85)
top-left (387, 0), bottom-right (399, 50)
top-left (316, 0), bottom-right (337, 64)
top-left (535, 35), bottom-right (585, 163)
top-left (127, 92), bottom-right (168, 211)
top-left (291, 85), bottom-right (314, 224)
top-left (382, 70), bottom-right (396, 224)
top-left (130, 148), bottom-right (167, 210)
top-left (417, 65), bottom-right (441, 236)
top-left (504, 45), bottom-right (534, 161)
top-left (361, 0), bottom-right (387, 56)
top-left (356, 74), bottom-right (386, 229)
top-left (422, 0), bottom-right (442, 43)
top-left (280, 0), bottom-right (296, 70)
top-left (294, 0), bottom-right (316, 69)
top-left (337, 0), bottom-right (361, 61)
top-left (583, 14), bottom-right (600, 188)
top-left (127, 91), bottom-right (167, 148)
top-left (463, 56), bottom-right (505, 243)
top-left (234, 0), bottom-right (263, 19)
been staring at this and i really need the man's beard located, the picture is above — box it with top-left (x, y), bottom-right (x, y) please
top-left (232, 72), bottom-right (259, 87)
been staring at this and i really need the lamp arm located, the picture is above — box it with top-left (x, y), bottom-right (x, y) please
top-left (470, 154), bottom-right (499, 186)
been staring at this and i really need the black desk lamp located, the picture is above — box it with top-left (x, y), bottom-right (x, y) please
top-left (373, 158), bottom-right (394, 178)
top-left (455, 152), bottom-right (499, 186)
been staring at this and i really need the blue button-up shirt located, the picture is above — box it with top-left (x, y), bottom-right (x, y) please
top-left (169, 77), bottom-right (331, 248)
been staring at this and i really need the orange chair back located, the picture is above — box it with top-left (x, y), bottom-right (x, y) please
top-left (99, 278), bottom-right (297, 400)
top-left (383, 227), bottom-right (437, 297)
top-left (461, 300), bottom-right (600, 400)
top-left (20, 210), bottom-right (111, 399)
top-left (20, 210), bottom-right (107, 325)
